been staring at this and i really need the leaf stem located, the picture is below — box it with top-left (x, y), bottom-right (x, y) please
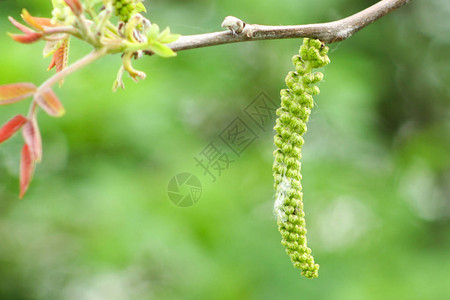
top-left (44, 26), bottom-right (79, 36)
top-left (37, 47), bottom-right (108, 93)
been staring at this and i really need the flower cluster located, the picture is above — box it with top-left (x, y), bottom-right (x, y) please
top-left (52, 0), bottom-right (76, 24)
top-left (273, 38), bottom-right (330, 278)
top-left (112, 0), bottom-right (146, 22)
top-left (0, 0), bottom-right (180, 198)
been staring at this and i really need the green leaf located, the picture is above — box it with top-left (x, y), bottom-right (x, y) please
top-left (135, 2), bottom-right (147, 13)
top-left (149, 42), bottom-right (176, 57)
top-left (158, 27), bottom-right (181, 44)
top-left (147, 24), bottom-right (160, 42)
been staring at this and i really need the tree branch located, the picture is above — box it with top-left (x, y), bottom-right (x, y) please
top-left (37, 48), bottom-right (108, 93)
top-left (159, 0), bottom-right (412, 54)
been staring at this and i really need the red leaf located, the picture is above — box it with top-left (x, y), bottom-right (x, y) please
top-left (8, 16), bottom-right (35, 34)
top-left (22, 117), bottom-right (42, 162)
top-left (0, 115), bottom-right (27, 144)
top-left (21, 9), bottom-right (53, 31)
top-left (64, 0), bottom-right (83, 15)
top-left (48, 54), bottom-right (57, 71)
top-left (48, 39), bottom-right (70, 76)
top-left (8, 32), bottom-right (43, 44)
top-left (8, 16), bottom-right (43, 44)
top-left (0, 82), bottom-right (37, 105)
top-left (20, 143), bottom-right (35, 199)
top-left (54, 39), bottom-right (70, 73)
top-left (34, 89), bottom-right (66, 117)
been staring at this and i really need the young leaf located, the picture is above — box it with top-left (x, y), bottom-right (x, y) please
top-left (8, 16), bottom-right (43, 44)
top-left (135, 2), bottom-right (147, 13)
top-left (148, 42), bottom-right (176, 57)
top-left (121, 52), bottom-right (146, 82)
top-left (43, 40), bottom-right (62, 58)
top-left (22, 117), bottom-right (42, 162)
top-left (147, 24), bottom-right (160, 42)
top-left (34, 89), bottom-right (66, 117)
top-left (124, 16), bottom-right (141, 43)
top-left (48, 54), bottom-right (57, 71)
top-left (20, 143), bottom-right (35, 199)
top-left (8, 32), bottom-right (43, 44)
top-left (55, 39), bottom-right (70, 72)
top-left (8, 16), bottom-right (35, 34)
top-left (21, 9), bottom-right (53, 31)
top-left (64, 0), bottom-right (83, 16)
top-left (158, 27), bottom-right (180, 44)
top-left (0, 83), bottom-right (37, 105)
top-left (0, 115), bottom-right (27, 144)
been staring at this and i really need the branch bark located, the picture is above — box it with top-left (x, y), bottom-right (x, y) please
top-left (159, 0), bottom-right (412, 54)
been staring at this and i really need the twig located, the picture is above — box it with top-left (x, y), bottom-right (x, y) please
top-left (37, 48), bottom-right (108, 92)
top-left (154, 0), bottom-right (412, 54)
top-left (27, 48), bottom-right (107, 118)
top-left (43, 26), bottom-right (79, 36)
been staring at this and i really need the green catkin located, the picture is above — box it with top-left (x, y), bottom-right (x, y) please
top-left (273, 38), bottom-right (330, 279)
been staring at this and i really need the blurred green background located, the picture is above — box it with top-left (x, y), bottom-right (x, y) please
top-left (1, 0), bottom-right (449, 299)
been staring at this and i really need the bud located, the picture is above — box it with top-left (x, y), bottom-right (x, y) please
top-left (8, 16), bottom-right (43, 44)
top-left (63, 0), bottom-right (83, 16)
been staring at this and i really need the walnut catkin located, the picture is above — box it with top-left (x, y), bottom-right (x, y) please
top-left (273, 38), bottom-right (330, 279)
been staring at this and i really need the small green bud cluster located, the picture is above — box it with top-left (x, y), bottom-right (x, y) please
top-left (273, 38), bottom-right (330, 279)
top-left (113, 0), bottom-right (146, 22)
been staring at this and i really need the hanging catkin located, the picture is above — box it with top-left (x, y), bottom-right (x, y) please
top-left (273, 38), bottom-right (330, 279)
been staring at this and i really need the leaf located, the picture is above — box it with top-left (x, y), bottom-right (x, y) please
top-left (21, 9), bottom-right (53, 31)
top-left (34, 89), bottom-right (66, 117)
top-left (8, 16), bottom-right (43, 44)
top-left (22, 116), bottom-right (42, 162)
top-left (43, 40), bottom-right (62, 58)
top-left (158, 27), bottom-right (180, 44)
top-left (0, 83), bottom-right (37, 105)
top-left (55, 38), bottom-right (70, 73)
top-left (8, 16), bottom-right (35, 34)
top-left (147, 24), bottom-right (160, 42)
top-left (64, 0), bottom-right (83, 15)
top-left (124, 17), bottom-right (141, 43)
top-left (148, 42), bottom-right (176, 57)
top-left (0, 115), bottom-right (27, 144)
top-left (20, 143), bottom-right (35, 199)
top-left (48, 38), bottom-right (71, 85)
top-left (135, 2), bottom-right (147, 13)
top-left (8, 32), bottom-right (43, 44)
top-left (47, 54), bottom-right (57, 71)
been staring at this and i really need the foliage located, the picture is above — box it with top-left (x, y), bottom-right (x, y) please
top-left (0, 0), bottom-right (449, 299)
top-left (0, 0), bottom-right (180, 197)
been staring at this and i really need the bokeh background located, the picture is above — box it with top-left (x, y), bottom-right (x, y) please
top-left (1, 0), bottom-right (449, 299)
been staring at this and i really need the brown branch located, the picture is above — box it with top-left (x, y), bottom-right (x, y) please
top-left (157, 0), bottom-right (412, 54)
